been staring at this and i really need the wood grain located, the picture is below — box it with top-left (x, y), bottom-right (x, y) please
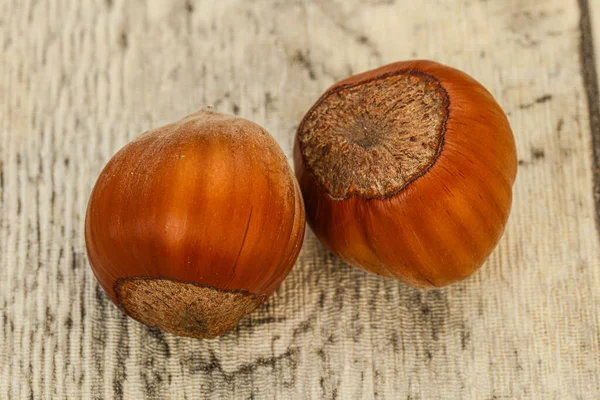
top-left (1, 0), bottom-right (599, 398)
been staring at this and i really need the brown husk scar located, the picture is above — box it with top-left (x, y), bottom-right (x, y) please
top-left (298, 70), bottom-right (449, 199)
top-left (115, 277), bottom-right (266, 339)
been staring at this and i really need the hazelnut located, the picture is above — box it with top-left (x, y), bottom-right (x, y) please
top-left (85, 109), bottom-right (305, 339)
top-left (294, 60), bottom-right (517, 288)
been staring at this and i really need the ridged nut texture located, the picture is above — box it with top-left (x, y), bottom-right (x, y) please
top-left (85, 109), bottom-right (306, 339)
top-left (294, 60), bottom-right (517, 288)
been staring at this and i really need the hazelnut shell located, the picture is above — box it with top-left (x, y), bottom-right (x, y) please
top-left (86, 109), bottom-right (305, 338)
top-left (294, 60), bottom-right (517, 288)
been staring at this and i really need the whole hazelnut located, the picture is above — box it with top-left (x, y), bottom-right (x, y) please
top-left (86, 109), bottom-right (305, 339)
top-left (294, 60), bottom-right (517, 288)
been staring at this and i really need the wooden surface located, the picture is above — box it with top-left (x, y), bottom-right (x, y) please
top-left (1, 0), bottom-right (600, 398)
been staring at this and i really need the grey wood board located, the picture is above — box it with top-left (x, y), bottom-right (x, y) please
top-left (1, 0), bottom-right (599, 398)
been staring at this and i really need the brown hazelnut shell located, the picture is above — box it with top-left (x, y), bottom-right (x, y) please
top-left (294, 60), bottom-right (517, 288)
top-left (85, 109), bottom-right (305, 339)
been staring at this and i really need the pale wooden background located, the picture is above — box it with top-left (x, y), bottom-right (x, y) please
top-left (1, 0), bottom-right (600, 399)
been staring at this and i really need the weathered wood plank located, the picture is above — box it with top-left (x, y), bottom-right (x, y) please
top-left (0, 0), bottom-right (599, 398)
top-left (579, 0), bottom-right (600, 235)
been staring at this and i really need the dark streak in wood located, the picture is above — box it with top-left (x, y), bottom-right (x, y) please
top-left (535, 94), bottom-right (553, 103)
top-left (351, 281), bottom-right (362, 342)
top-left (461, 328), bottom-right (471, 350)
top-left (389, 331), bottom-right (399, 353)
top-left (333, 285), bottom-right (345, 312)
top-left (557, 118), bottom-right (564, 134)
top-left (63, 310), bottom-right (73, 390)
top-left (264, 92), bottom-right (274, 113)
top-left (332, 387), bottom-right (339, 400)
top-left (292, 50), bottom-right (317, 80)
top-left (357, 35), bottom-right (369, 44)
top-left (79, 276), bottom-right (86, 341)
top-left (113, 315), bottom-right (129, 400)
top-left (579, 0), bottom-right (600, 236)
top-left (146, 328), bottom-right (171, 358)
top-left (140, 327), bottom-right (170, 399)
top-left (91, 283), bottom-right (107, 398)
top-left (318, 292), bottom-right (325, 309)
top-left (119, 32), bottom-right (128, 50)
top-left (35, 183), bottom-right (41, 272)
top-left (353, 33), bottom-right (382, 61)
top-left (185, 0), bottom-right (194, 14)
top-left (519, 94), bottom-right (552, 109)
top-left (292, 319), bottom-right (311, 338)
top-left (28, 330), bottom-right (34, 400)
top-left (531, 147), bottom-right (545, 160)
top-left (184, 347), bottom-right (299, 385)
top-left (71, 247), bottom-right (79, 271)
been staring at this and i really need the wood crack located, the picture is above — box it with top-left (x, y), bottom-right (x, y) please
top-left (578, 0), bottom-right (600, 237)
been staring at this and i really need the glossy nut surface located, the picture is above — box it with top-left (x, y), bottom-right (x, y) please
top-left (86, 109), bottom-right (305, 338)
top-left (294, 60), bottom-right (517, 288)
